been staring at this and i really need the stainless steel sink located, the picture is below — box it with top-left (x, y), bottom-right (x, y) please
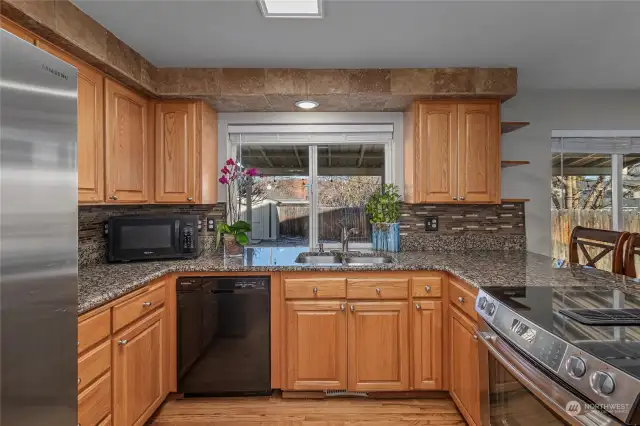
top-left (294, 253), bottom-right (342, 264)
top-left (343, 255), bottom-right (394, 264)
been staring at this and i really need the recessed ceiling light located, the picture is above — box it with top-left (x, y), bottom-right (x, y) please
top-left (259, 0), bottom-right (323, 18)
top-left (295, 100), bottom-right (319, 109)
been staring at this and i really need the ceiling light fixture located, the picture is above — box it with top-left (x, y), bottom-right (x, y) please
top-left (259, 0), bottom-right (323, 18)
top-left (295, 100), bottom-right (319, 110)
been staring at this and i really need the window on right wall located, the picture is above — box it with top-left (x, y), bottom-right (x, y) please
top-left (551, 131), bottom-right (640, 269)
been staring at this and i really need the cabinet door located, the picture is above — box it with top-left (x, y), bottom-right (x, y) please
top-left (35, 41), bottom-right (105, 203)
top-left (449, 306), bottom-right (481, 426)
top-left (113, 308), bottom-right (166, 426)
top-left (348, 301), bottom-right (409, 391)
top-left (457, 102), bottom-right (500, 203)
top-left (417, 102), bottom-right (458, 203)
top-left (105, 79), bottom-right (149, 203)
top-left (285, 300), bottom-right (347, 390)
top-left (1, 19), bottom-right (35, 44)
top-left (412, 300), bottom-right (443, 390)
top-left (155, 102), bottom-right (197, 203)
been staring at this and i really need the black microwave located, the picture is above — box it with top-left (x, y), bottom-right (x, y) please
top-left (108, 215), bottom-right (199, 262)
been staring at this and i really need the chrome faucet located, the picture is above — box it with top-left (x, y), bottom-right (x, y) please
top-left (337, 220), bottom-right (359, 252)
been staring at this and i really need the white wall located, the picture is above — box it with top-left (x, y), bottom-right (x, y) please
top-left (501, 90), bottom-right (640, 255)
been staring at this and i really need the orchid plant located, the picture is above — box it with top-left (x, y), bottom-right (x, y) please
top-left (216, 158), bottom-right (259, 249)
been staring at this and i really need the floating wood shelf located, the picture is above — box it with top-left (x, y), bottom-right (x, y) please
top-left (501, 198), bottom-right (530, 203)
top-left (501, 122), bottom-right (530, 134)
top-left (501, 160), bottom-right (530, 168)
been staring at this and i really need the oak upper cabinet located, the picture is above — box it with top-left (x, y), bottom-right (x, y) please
top-left (105, 79), bottom-right (149, 203)
top-left (113, 308), bottom-right (167, 426)
top-left (404, 100), bottom-right (500, 204)
top-left (155, 101), bottom-right (218, 204)
top-left (35, 40), bottom-right (105, 203)
top-left (285, 300), bottom-right (347, 390)
top-left (449, 305), bottom-right (481, 426)
top-left (348, 301), bottom-right (409, 391)
top-left (458, 102), bottom-right (500, 203)
top-left (412, 300), bottom-right (443, 390)
top-left (1, 19), bottom-right (35, 44)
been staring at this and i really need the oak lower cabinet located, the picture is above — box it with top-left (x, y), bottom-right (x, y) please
top-left (412, 300), bottom-right (443, 390)
top-left (285, 300), bottom-right (347, 390)
top-left (348, 301), bottom-right (409, 391)
top-left (449, 305), bottom-right (482, 426)
top-left (105, 79), bottom-right (150, 203)
top-left (113, 308), bottom-right (167, 426)
top-left (155, 101), bottom-right (218, 204)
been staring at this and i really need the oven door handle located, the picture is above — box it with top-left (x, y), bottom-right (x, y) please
top-left (477, 329), bottom-right (622, 426)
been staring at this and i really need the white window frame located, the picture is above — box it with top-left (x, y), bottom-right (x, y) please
top-left (219, 112), bottom-right (403, 249)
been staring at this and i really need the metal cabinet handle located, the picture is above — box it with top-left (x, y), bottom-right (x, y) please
top-left (313, 287), bottom-right (318, 294)
top-left (472, 334), bottom-right (478, 341)
top-left (458, 296), bottom-right (465, 303)
top-left (375, 288), bottom-right (381, 295)
top-left (415, 303), bottom-right (421, 310)
top-left (77, 377), bottom-right (81, 385)
top-left (350, 305), bottom-right (355, 312)
top-left (118, 339), bottom-right (128, 346)
top-left (109, 195), bottom-right (118, 200)
top-left (452, 196), bottom-right (457, 200)
top-left (460, 196), bottom-right (465, 201)
top-left (77, 341), bottom-right (80, 347)
top-left (187, 197), bottom-right (193, 201)
top-left (142, 301), bottom-right (152, 307)
top-left (425, 285), bottom-right (431, 293)
top-left (340, 304), bottom-right (345, 312)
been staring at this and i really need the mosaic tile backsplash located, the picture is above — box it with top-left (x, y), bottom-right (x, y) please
top-left (78, 204), bottom-right (226, 266)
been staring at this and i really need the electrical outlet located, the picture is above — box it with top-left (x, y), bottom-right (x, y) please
top-left (206, 217), bottom-right (216, 232)
top-left (104, 222), bottom-right (109, 235)
top-left (424, 216), bottom-right (438, 231)
top-left (198, 219), bottom-right (203, 231)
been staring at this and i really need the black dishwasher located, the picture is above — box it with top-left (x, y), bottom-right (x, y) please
top-left (177, 276), bottom-right (271, 396)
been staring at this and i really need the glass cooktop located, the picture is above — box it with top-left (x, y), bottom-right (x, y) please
top-left (481, 285), bottom-right (640, 380)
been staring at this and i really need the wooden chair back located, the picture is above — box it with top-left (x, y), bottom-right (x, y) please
top-left (569, 226), bottom-right (629, 274)
top-left (623, 233), bottom-right (640, 278)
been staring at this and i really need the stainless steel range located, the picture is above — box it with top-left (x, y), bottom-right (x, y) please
top-left (476, 285), bottom-right (640, 426)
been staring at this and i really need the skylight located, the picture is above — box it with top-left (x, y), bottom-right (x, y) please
top-left (258, 0), bottom-right (323, 18)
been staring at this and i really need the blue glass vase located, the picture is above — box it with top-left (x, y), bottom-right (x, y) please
top-left (371, 223), bottom-right (400, 252)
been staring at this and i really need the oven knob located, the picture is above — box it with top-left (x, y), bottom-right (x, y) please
top-left (478, 296), bottom-right (487, 310)
top-left (590, 371), bottom-right (615, 396)
top-left (566, 356), bottom-right (587, 378)
top-left (486, 302), bottom-right (496, 315)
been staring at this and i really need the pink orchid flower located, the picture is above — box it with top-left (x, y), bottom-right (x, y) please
top-left (225, 158), bottom-right (236, 166)
top-left (219, 176), bottom-right (229, 185)
top-left (221, 166), bottom-right (230, 174)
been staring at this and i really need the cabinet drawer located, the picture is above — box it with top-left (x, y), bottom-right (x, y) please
top-left (449, 279), bottom-right (478, 321)
top-left (284, 278), bottom-right (346, 299)
top-left (78, 309), bottom-right (111, 355)
top-left (412, 276), bottom-right (443, 298)
top-left (78, 340), bottom-right (110, 393)
top-left (78, 372), bottom-right (111, 426)
top-left (347, 279), bottom-right (409, 299)
top-left (113, 283), bottom-right (165, 332)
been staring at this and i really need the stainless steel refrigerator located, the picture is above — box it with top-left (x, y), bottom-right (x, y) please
top-left (1, 29), bottom-right (78, 425)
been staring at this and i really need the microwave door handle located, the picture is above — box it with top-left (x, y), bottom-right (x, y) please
top-left (476, 330), bottom-right (615, 426)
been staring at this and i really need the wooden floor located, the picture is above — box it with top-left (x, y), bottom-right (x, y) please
top-left (148, 396), bottom-right (467, 425)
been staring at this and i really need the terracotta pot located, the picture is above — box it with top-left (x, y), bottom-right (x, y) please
top-left (223, 234), bottom-right (243, 257)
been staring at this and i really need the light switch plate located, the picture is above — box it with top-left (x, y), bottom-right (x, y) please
top-left (425, 216), bottom-right (438, 231)
top-left (206, 217), bottom-right (216, 232)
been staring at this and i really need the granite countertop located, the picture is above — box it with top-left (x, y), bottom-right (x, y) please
top-left (78, 247), bottom-right (640, 314)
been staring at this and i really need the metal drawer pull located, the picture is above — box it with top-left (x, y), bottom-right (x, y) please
top-left (452, 196), bottom-right (457, 200)
top-left (118, 339), bottom-right (128, 345)
top-left (77, 377), bottom-right (81, 385)
top-left (77, 341), bottom-right (80, 347)
top-left (340, 304), bottom-right (345, 312)
top-left (458, 296), bottom-right (465, 303)
top-left (313, 287), bottom-right (318, 294)
top-left (472, 334), bottom-right (478, 341)
top-left (375, 288), bottom-right (381, 295)
top-left (142, 301), bottom-right (152, 307)
top-left (460, 196), bottom-right (465, 200)
top-left (415, 303), bottom-right (421, 310)
top-left (350, 305), bottom-right (355, 312)
top-left (187, 197), bottom-right (193, 201)
top-left (425, 285), bottom-right (431, 292)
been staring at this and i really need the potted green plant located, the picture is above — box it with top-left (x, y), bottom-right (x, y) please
top-left (365, 184), bottom-right (401, 252)
top-left (216, 158), bottom-right (259, 256)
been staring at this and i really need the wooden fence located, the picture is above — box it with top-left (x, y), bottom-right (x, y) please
top-left (277, 204), bottom-right (370, 242)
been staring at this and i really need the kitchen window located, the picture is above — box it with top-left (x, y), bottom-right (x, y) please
top-left (551, 131), bottom-right (640, 267)
top-left (227, 125), bottom-right (395, 249)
